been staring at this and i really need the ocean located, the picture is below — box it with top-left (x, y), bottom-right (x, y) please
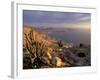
top-left (44, 28), bottom-right (90, 46)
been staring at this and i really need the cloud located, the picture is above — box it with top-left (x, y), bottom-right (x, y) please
top-left (23, 10), bottom-right (91, 29)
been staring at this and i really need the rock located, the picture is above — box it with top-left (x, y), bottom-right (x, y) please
top-left (55, 57), bottom-right (62, 67)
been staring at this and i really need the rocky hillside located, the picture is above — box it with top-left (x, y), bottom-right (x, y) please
top-left (23, 25), bottom-right (91, 69)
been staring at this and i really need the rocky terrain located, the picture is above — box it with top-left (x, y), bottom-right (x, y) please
top-left (23, 25), bottom-right (91, 69)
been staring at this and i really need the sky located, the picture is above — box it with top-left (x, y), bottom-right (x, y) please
top-left (23, 10), bottom-right (91, 29)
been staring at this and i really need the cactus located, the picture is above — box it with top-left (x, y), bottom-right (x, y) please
top-left (57, 40), bottom-right (63, 47)
top-left (24, 28), bottom-right (48, 68)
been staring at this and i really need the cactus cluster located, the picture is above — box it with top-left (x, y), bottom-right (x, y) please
top-left (23, 28), bottom-right (48, 68)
